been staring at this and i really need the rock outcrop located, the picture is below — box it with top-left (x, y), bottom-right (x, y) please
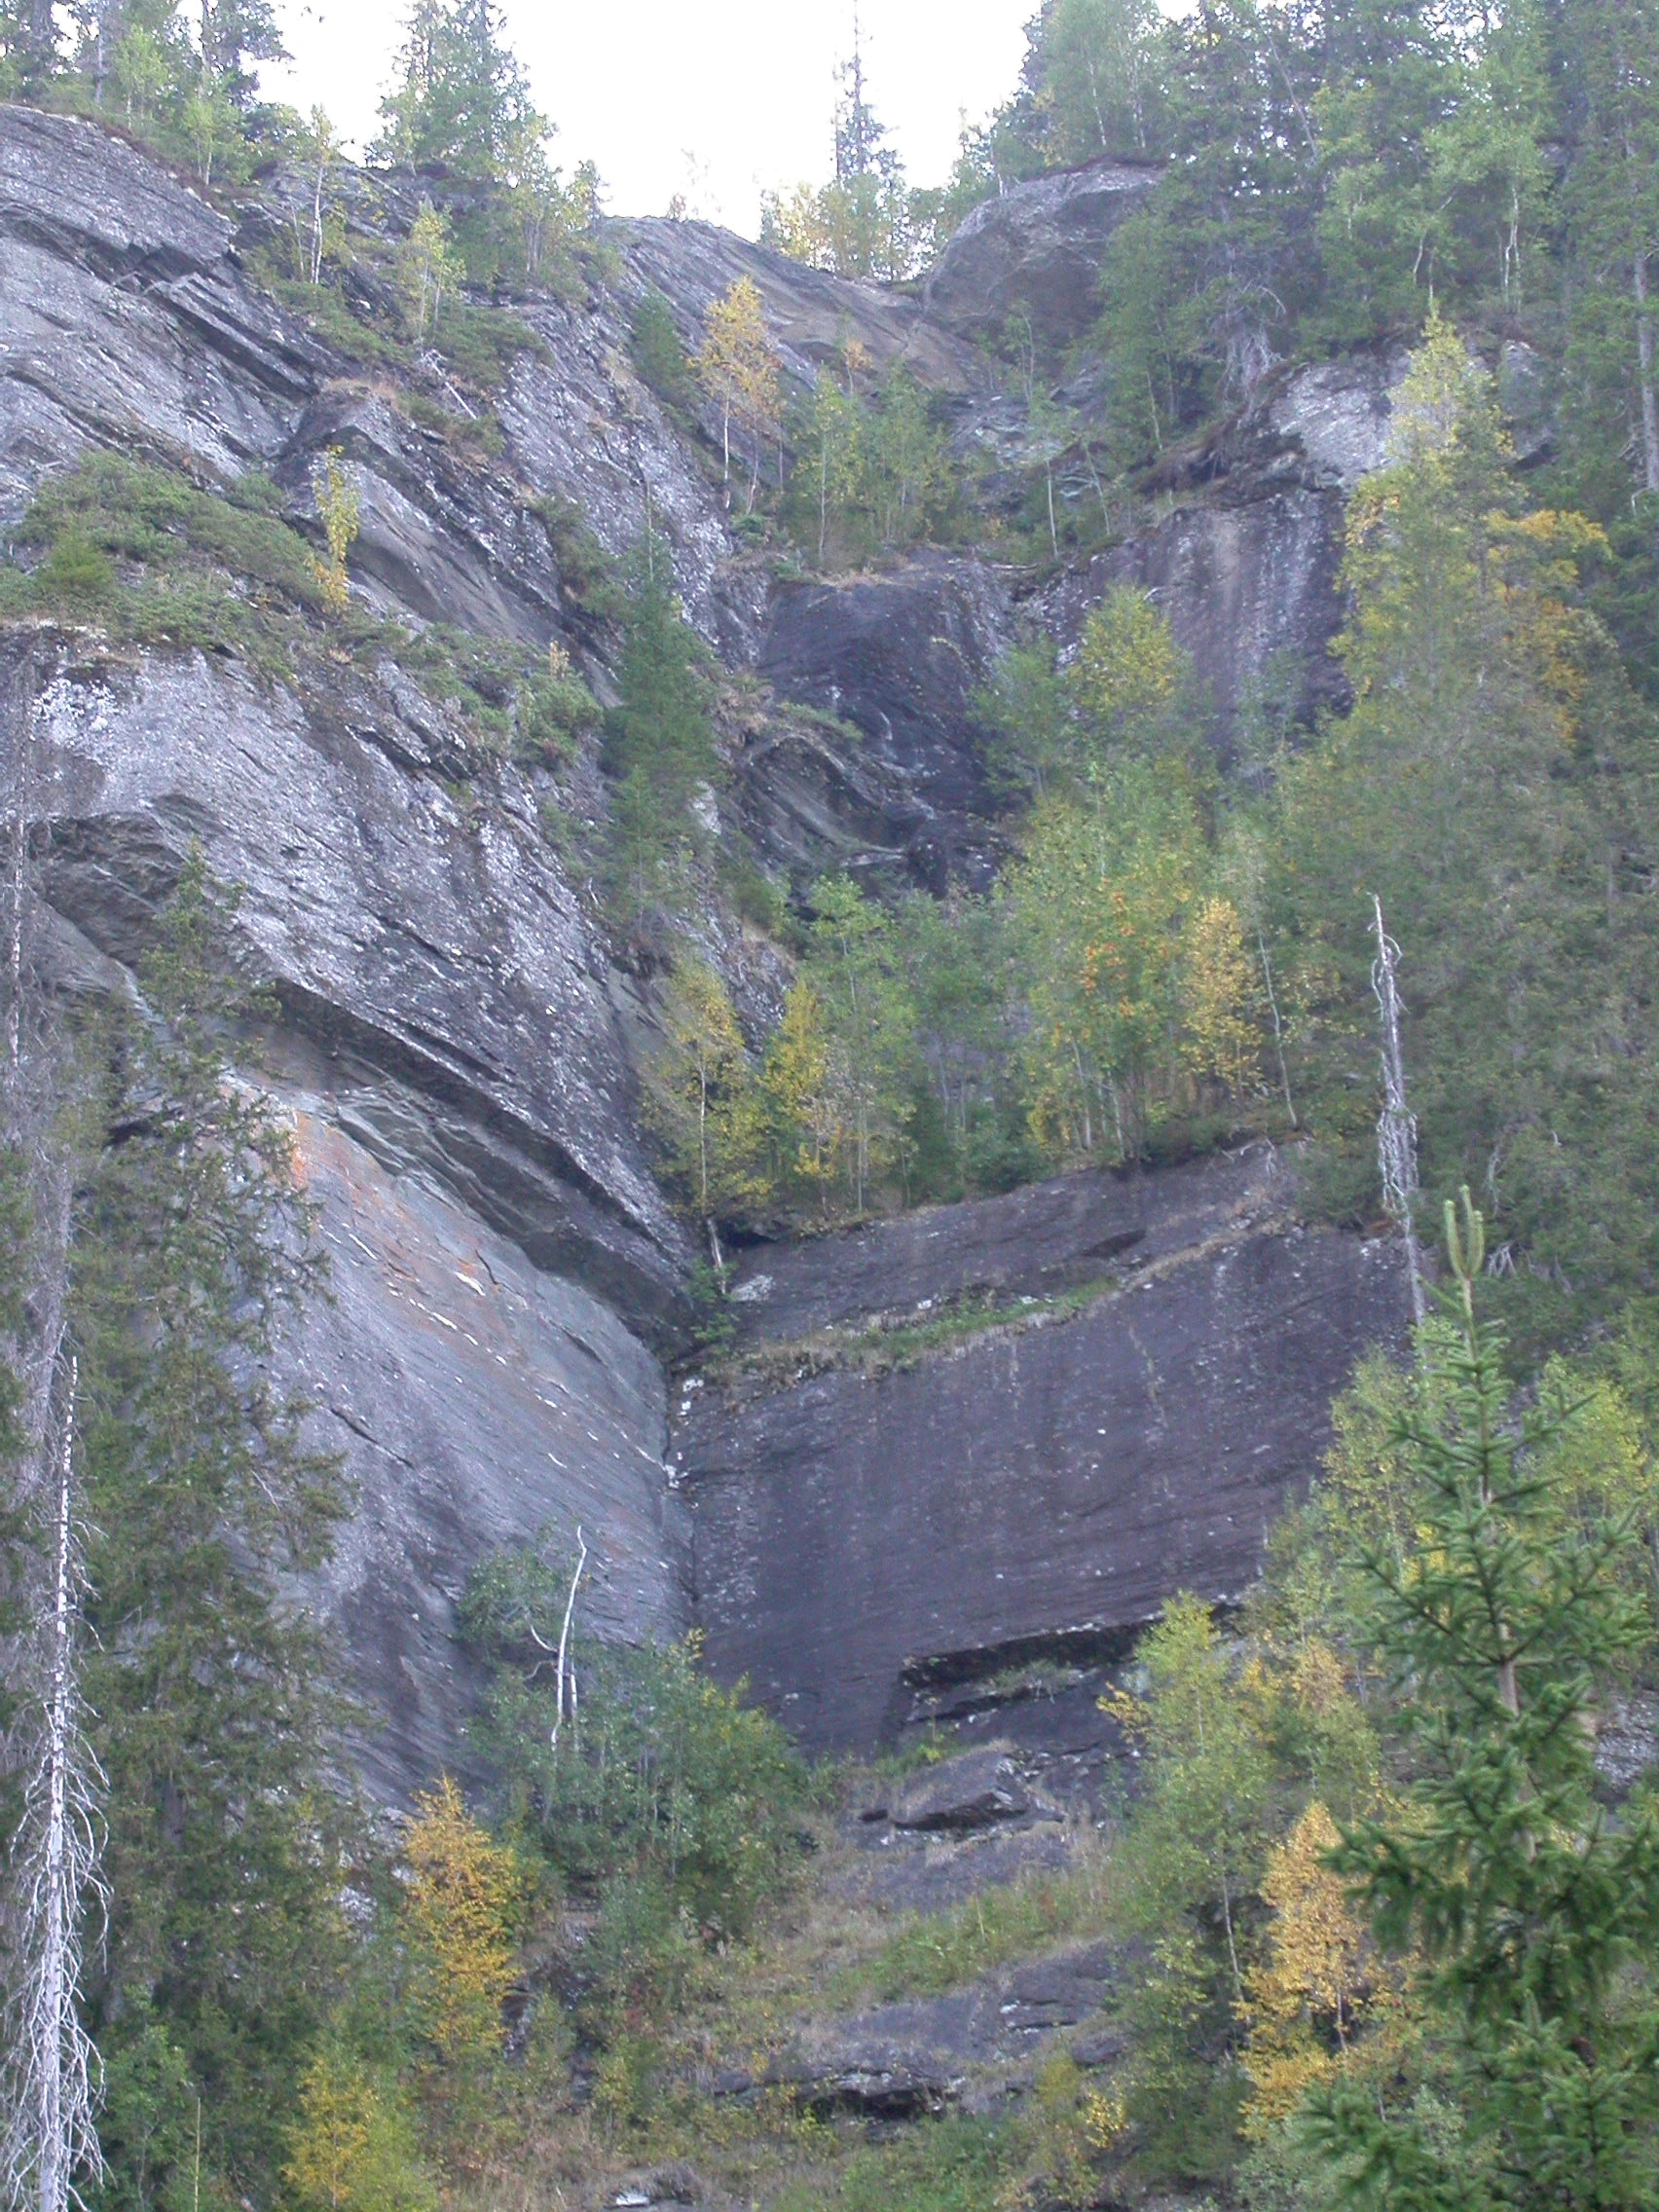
top-left (9, 627), bottom-right (689, 1802)
top-left (678, 1150), bottom-right (1408, 1756)
top-left (1034, 353), bottom-right (1404, 731)
top-left (754, 553), bottom-right (1013, 891)
top-left (1, 104), bottom-right (1416, 1799)
top-left (924, 159), bottom-right (1161, 345)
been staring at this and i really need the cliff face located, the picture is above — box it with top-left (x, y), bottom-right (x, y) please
top-left (0, 105), bottom-right (1410, 1799)
top-left (679, 1150), bottom-right (1406, 1765)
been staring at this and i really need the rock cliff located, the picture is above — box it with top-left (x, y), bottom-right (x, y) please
top-left (0, 102), bottom-right (1415, 1799)
top-left (678, 1149), bottom-right (1406, 1765)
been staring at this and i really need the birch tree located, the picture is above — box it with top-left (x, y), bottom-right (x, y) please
top-left (694, 277), bottom-right (782, 509)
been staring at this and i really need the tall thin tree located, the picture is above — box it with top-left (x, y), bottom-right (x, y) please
top-left (1372, 896), bottom-right (1425, 1324)
top-left (0, 669), bottom-right (106, 2212)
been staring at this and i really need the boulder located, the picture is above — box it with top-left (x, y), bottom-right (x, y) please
top-left (882, 1747), bottom-right (1042, 1832)
top-left (924, 160), bottom-right (1161, 346)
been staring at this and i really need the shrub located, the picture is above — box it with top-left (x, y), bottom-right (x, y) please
top-left (460, 1550), bottom-right (809, 1944)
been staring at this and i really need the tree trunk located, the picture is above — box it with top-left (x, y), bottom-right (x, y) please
top-left (1634, 251), bottom-right (1659, 498)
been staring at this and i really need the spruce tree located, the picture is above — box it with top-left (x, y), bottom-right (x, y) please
top-left (1309, 1193), bottom-right (1659, 2209)
top-left (69, 855), bottom-right (351, 2206)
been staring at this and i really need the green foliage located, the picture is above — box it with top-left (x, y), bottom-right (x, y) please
top-left (761, 169), bottom-right (925, 283)
top-left (638, 954), bottom-right (762, 1254)
top-left (1304, 1197), bottom-right (1659, 2207)
top-left (629, 290), bottom-right (693, 412)
top-left (784, 353), bottom-right (955, 568)
top-left (1105, 1599), bottom-right (1273, 2168)
top-left (1032, 0), bottom-right (1167, 164)
top-left (397, 203), bottom-right (461, 344)
top-left (602, 547), bottom-right (719, 916)
top-left (975, 638), bottom-right (1074, 801)
top-left (372, 0), bottom-right (541, 184)
top-left (7, 451), bottom-right (329, 668)
top-left (1263, 317), bottom-right (1659, 1349)
top-left (771, 2116), bottom-right (1011, 2212)
top-left (460, 1545), bottom-right (808, 2021)
top-left (63, 854), bottom-right (353, 2209)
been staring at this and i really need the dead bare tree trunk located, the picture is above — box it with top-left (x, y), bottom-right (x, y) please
top-left (1633, 249), bottom-right (1659, 498)
top-left (1372, 898), bottom-right (1426, 1325)
top-left (1, 1358), bottom-right (108, 2212)
top-left (549, 1529), bottom-right (587, 1757)
top-left (0, 660), bottom-right (106, 2212)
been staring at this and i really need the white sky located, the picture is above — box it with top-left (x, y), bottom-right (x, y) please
top-left (267, 3), bottom-right (1039, 238)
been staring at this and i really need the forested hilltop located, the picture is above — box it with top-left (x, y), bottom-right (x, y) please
top-left (3, 4), bottom-right (1659, 2212)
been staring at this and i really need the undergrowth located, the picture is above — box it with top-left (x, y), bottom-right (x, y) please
top-left (827, 1851), bottom-right (1113, 2007)
top-left (0, 452), bottom-right (598, 765)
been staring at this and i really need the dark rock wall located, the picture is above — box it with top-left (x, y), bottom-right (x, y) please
top-left (756, 554), bottom-right (1014, 891)
top-left (678, 1157), bottom-right (1407, 1754)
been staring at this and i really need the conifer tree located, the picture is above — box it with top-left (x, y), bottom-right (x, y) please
top-left (68, 855), bottom-right (350, 2202)
top-left (1309, 1193), bottom-right (1659, 2210)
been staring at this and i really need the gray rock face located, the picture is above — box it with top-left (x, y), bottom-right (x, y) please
top-left (618, 217), bottom-right (974, 391)
top-left (1034, 354), bottom-right (1405, 732)
top-left (679, 1155), bottom-right (1408, 1754)
top-left (757, 1937), bottom-right (1120, 2117)
top-left (756, 554), bottom-right (1014, 891)
top-left (290, 1110), bottom-right (682, 1806)
top-left (0, 103), bottom-right (328, 526)
top-left (0, 106), bottom-right (1425, 1811)
top-left (725, 1146), bottom-right (1280, 1338)
top-left (18, 637), bottom-right (686, 1322)
top-left (7, 631), bottom-right (689, 1804)
top-left (1042, 485), bottom-right (1350, 729)
top-left (925, 160), bottom-right (1161, 344)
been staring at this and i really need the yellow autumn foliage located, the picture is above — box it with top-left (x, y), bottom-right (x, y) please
top-left (1182, 894), bottom-right (1260, 1097)
top-left (284, 2048), bottom-right (435, 2212)
top-left (402, 1776), bottom-right (523, 2064)
top-left (1242, 1800), bottom-right (1378, 2136)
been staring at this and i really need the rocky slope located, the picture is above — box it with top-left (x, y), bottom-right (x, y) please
top-left (0, 102), bottom-right (1416, 1799)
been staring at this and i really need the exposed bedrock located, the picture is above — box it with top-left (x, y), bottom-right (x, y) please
top-left (923, 159), bottom-right (1161, 346)
top-left (677, 1149), bottom-right (1408, 1757)
top-left (1033, 353), bottom-right (1403, 730)
top-left (1, 109), bottom-right (1429, 1806)
top-left (16, 639), bottom-right (686, 1319)
top-left (754, 553), bottom-right (1014, 892)
top-left (287, 1111), bottom-right (681, 1808)
top-left (5, 632), bottom-right (690, 1802)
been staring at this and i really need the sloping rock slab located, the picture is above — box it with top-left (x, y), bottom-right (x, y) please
top-left (838, 1821), bottom-right (1078, 1916)
top-left (287, 1112), bottom-right (682, 1807)
top-left (724, 1144), bottom-right (1282, 1342)
top-left (17, 638), bottom-right (687, 1328)
top-left (682, 1217), bottom-right (1407, 1752)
